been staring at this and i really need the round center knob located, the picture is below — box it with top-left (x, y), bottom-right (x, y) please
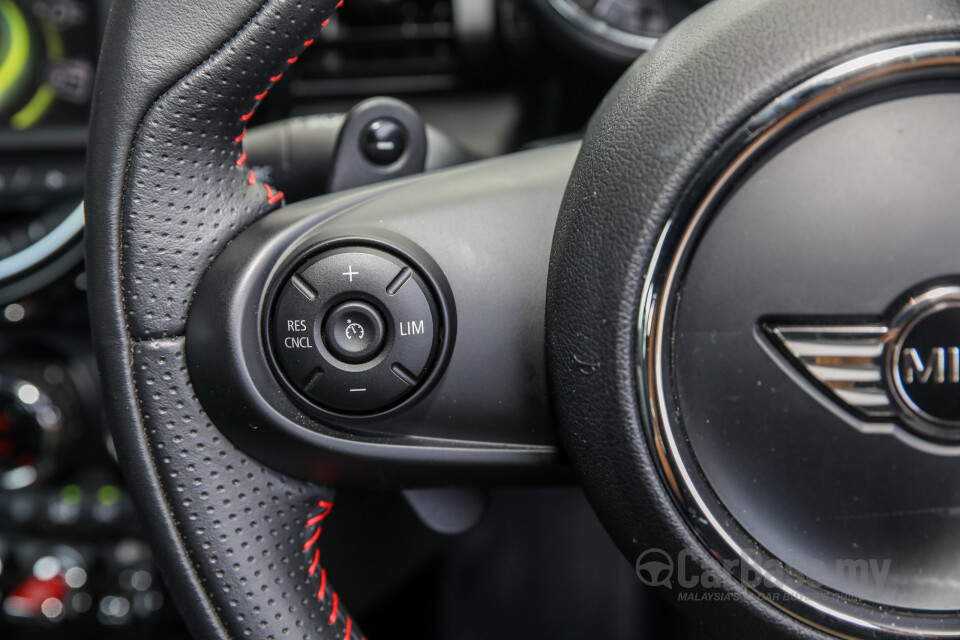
top-left (323, 300), bottom-right (386, 364)
top-left (360, 118), bottom-right (407, 165)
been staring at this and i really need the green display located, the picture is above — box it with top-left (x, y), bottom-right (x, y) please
top-left (0, 0), bottom-right (96, 130)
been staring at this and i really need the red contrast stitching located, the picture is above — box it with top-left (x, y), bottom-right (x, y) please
top-left (233, 34), bottom-right (316, 205)
top-left (302, 524), bottom-right (322, 550)
top-left (304, 499), bottom-right (351, 633)
top-left (264, 184), bottom-right (284, 205)
top-left (306, 512), bottom-right (328, 527)
top-left (234, 0), bottom-right (346, 205)
top-left (328, 592), bottom-right (339, 624)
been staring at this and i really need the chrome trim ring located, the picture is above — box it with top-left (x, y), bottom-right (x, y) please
top-left (638, 42), bottom-right (960, 638)
top-left (546, 0), bottom-right (659, 53)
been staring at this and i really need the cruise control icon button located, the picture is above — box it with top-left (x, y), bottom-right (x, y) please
top-left (324, 300), bottom-right (386, 364)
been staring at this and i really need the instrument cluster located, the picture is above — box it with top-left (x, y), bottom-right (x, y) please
top-left (0, 0), bottom-right (99, 306)
top-left (535, 0), bottom-right (710, 61)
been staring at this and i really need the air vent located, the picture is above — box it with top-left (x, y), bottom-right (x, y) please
top-left (290, 0), bottom-right (459, 98)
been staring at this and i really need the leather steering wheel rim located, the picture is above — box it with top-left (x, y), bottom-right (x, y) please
top-left (85, 1), bottom-right (356, 638)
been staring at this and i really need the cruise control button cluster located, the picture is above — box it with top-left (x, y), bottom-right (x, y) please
top-left (271, 247), bottom-right (439, 413)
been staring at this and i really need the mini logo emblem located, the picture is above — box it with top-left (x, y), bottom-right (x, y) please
top-left (762, 285), bottom-right (960, 442)
top-left (891, 302), bottom-right (960, 426)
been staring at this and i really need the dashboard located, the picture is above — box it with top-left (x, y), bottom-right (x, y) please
top-left (0, 0), bottom-right (702, 638)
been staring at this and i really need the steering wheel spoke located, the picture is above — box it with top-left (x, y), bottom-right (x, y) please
top-left (186, 142), bottom-right (577, 487)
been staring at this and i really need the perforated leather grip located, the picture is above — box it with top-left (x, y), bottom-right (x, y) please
top-left (85, 1), bottom-right (359, 638)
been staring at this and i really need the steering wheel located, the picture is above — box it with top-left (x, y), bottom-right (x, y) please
top-left (84, 0), bottom-right (960, 638)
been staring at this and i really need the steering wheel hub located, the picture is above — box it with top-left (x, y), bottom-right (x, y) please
top-left (657, 53), bottom-right (960, 615)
